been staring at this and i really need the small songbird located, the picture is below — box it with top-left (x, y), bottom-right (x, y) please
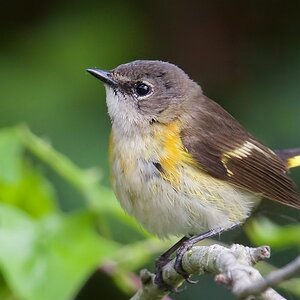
top-left (87, 60), bottom-right (300, 288)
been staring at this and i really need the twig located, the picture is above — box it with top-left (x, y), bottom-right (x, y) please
top-left (238, 256), bottom-right (300, 298)
top-left (130, 244), bottom-right (293, 300)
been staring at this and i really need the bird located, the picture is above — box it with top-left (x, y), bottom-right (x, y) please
top-left (86, 60), bottom-right (300, 289)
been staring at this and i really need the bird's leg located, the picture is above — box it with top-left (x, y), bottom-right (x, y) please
top-left (154, 223), bottom-right (241, 291)
top-left (154, 236), bottom-right (189, 290)
top-left (174, 223), bottom-right (241, 281)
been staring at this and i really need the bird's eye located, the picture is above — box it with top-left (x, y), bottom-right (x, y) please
top-left (135, 83), bottom-right (151, 97)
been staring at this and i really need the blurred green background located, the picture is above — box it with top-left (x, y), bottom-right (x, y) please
top-left (0, 1), bottom-right (299, 299)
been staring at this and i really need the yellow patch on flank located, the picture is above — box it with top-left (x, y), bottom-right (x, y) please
top-left (287, 155), bottom-right (300, 169)
top-left (155, 119), bottom-right (197, 185)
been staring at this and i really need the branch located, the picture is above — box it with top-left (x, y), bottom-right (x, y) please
top-left (130, 244), bottom-right (296, 300)
top-left (238, 256), bottom-right (300, 298)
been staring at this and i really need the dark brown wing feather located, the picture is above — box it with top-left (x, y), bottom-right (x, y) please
top-left (181, 95), bottom-right (300, 209)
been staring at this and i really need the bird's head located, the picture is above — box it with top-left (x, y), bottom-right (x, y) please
top-left (87, 60), bottom-right (202, 132)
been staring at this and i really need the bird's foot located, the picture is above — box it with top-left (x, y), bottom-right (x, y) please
top-left (154, 244), bottom-right (197, 292)
top-left (154, 225), bottom-right (241, 291)
top-left (154, 255), bottom-right (177, 291)
top-left (174, 241), bottom-right (198, 284)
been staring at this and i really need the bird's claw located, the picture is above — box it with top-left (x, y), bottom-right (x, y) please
top-left (154, 243), bottom-right (198, 292)
top-left (174, 243), bottom-right (198, 284)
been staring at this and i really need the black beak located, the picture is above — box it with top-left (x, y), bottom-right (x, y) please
top-left (86, 68), bottom-right (116, 86)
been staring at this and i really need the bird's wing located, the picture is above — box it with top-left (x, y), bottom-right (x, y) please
top-left (181, 96), bottom-right (300, 209)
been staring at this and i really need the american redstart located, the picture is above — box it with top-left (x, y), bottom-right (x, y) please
top-left (87, 60), bottom-right (300, 288)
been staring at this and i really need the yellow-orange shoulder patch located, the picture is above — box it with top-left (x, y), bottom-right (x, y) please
top-left (156, 119), bottom-right (197, 184)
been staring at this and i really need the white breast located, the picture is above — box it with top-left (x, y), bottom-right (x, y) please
top-left (110, 130), bottom-right (260, 238)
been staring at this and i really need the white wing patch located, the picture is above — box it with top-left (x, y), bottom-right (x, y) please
top-left (221, 141), bottom-right (274, 176)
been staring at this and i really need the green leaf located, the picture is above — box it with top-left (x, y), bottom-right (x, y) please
top-left (245, 217), bottom-right (300, 248)
top-left (16, 126), bottom-right (148, 235)
top-left (0, 204), bottom-right (119, 300)
top-left (0, 128), bottom-right (23, 183)
top-left (0, 272), bottom-right (15, 300)
top-left (0, 161), bottom-right (58, 218)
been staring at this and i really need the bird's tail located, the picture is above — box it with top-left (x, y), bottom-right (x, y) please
top-left (275, 148), bottom-right (300, 169)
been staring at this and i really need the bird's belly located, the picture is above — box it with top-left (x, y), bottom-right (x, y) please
top-left (111, 154), bottom-right (259, 238)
